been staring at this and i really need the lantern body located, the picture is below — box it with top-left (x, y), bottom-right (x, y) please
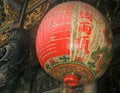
top-left (36, 1), bottom-right (112, 86)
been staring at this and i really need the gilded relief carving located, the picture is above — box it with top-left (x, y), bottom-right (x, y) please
top-left (0, 0), bottom-right (21, 46)
top-left (24, 1), bottom-right (50, 29)
top-left (27, 0), bottom-right (42, 9)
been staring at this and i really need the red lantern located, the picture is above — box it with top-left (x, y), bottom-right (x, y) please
top-left (36, 1), bottom-right (112, 87)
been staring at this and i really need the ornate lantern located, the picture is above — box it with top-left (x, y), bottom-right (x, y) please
top-left (36, 1), bottom-right (112, 87)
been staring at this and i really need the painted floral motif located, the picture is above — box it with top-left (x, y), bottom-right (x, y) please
top-left (90, 46), bottom-right (112, 77)
top-left (51, 63), bottom-right (94, 85)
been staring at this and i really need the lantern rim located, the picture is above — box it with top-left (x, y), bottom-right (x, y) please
top-left (64, 74), bottom-right (79, 87)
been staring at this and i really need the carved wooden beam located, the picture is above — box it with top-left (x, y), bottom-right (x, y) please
top-left (18, 0), bottom-right (29, 28)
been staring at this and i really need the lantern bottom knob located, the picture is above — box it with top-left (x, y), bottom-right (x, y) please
top-left (64, 74), bottom-right (79, 87)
